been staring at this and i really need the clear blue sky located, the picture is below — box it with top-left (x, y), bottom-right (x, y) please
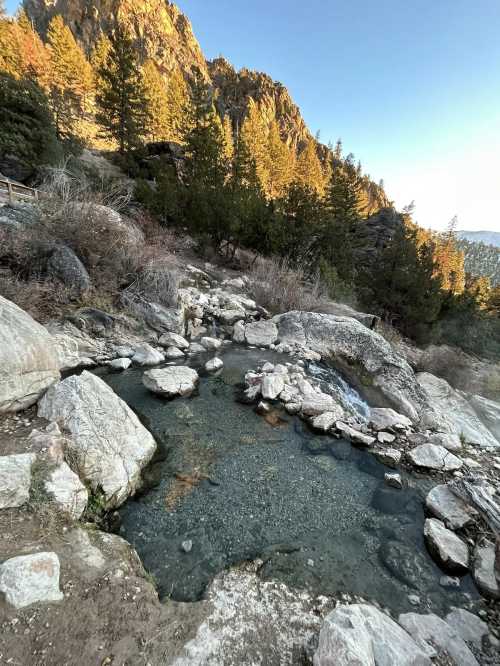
top-left (7, 0), bottom-right (500, 232)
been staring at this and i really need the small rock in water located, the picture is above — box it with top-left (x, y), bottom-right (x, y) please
top-left (181, 540), bottom-right (193, 554)
top-left (307, 559), bottom-right (314, 567)
top-left (201, 336), bottom-right (222, 351)
top-left (256, 401), bottom-right (271, 415)
top-left (205, 357), bottom-right (223, 372)
top-left (385, 473), bottom-right (403, 489)
top-left (424, 518), bottom-right (469, 573)
top-left (439, 575), bottom-right (460, 588)
top-left (374, 448), bottom-right (401, 469)
top-left (109, 358), bottom-right (132, 371)
top-left (165, 346), bottom-right (185, 360)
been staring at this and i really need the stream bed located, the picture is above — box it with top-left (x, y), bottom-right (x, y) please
top-left (95, 347), bottom-right (479, 615)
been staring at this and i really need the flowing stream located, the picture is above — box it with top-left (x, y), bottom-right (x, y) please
top-left (95, 347), bottom-right (479, 615)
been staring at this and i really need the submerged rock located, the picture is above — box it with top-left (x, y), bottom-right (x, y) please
top-left (0, 552), bottom-right (63, 609)
top-left (425, 484), bottom-right (476, 530)
top-left (143, 366), bottom-right (199, 398)
top-left (0, 453), bottom-right (35, 509)
top-left (0, 295), bottom-right (60, 413)
top-left (407, 443), bottom-right (462, 471)
top-left (424, 518), bottom-right (469, 573)
top-left (314, 604), bottom-right (431, 666)
top-left (38, 372), bottom-right (156, 508)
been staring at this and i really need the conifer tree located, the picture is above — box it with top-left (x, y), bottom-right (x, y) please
top-left (327, 154), bottom-right (362, 228)
top-left (266, 119), bottom-right (294, 199)
top-left (295, 137), bottom-right (325, 195)
top-left (165, 67), bottom-right (190, 142)
top-left (222, 114), bottom-right (234, 162)
top-left (95, 26), bottom-right (147, 154)
top-left (240, 99), bottom-right (268, 190)
top-left (142, 59), bottom-right (170, 143)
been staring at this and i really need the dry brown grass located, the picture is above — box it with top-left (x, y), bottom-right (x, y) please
top-left (249, 256), bottom-right (328, 314)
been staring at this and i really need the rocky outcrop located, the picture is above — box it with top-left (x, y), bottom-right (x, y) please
top-left (38, 371), bottom-right (156, 508)
top-left (0, 296), bottom-right (60, 413)
top-left (314, 604), bottom-right (431, 666)
top-left (0, 552), bottom-right (63, 609)
top-left (273, 311), bottom-right (427, 421)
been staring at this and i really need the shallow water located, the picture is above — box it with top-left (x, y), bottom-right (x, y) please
top-left (96, 347), bottom-right (479, 614)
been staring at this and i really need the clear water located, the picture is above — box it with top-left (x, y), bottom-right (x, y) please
top-left (95, 347), bottom-right (479, 614)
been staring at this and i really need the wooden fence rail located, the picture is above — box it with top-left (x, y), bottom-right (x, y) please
top-left (0, 179), bottom-right (39, 204)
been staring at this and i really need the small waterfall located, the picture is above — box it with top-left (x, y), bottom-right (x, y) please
top-left (307, 362), bottom-right (370, 421)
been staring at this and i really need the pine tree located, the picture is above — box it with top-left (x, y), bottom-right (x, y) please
top-left (327, 154), bottom-right (362, 228)
top-left (433, 216), bottom-right (466, 294)
top-left (266, 119), bottom-right (294, 199)
top-left (46, 15), bottom-right (93, 138)
top-left (295, 137), bottom-right (325, 195)
top-left (95, 26), bottom-right (148, 154)
top-left (240, 99), bottom-right (268, 190)
top-left (165, 67), bottom-right (190, 142)
top-left (142, 59), bottom-right (170, 143)
top-left (222, 114), bottom-right (234, 162)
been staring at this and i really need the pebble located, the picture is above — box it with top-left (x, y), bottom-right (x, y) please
top-left (408, 594), bottom-right (420, 606)
top-left (181, 540), bottom-right (193, 553)
top-left (440, 575), bottom-right (460, 588)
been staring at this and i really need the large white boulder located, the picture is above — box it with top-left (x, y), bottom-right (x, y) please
top-left (0, 296), bottom-right (60, 413)
top-left (38, 372), bottom-right (156, 508)
top-left (370, 407), bottom-right (412, 431)
top-left (132, 343), bottom-right (165, 366)
top-left (244, 320), bottom-right (279, 348)
top-left (274, 312), bottom-right (427, 421)
top-left (417, 373), bottom-right (499, 448)
top-left (407, 443), bottom-right (462, 471)
top-left (262, 374), bottom-right (285, 400)
top-left (0, 453), bottom-right (35, 509)
top-left (314, 604), bottom-right (431, 666)
top-left (44, 462), bottom-right (88, 520)
top-left (143, 366), bottom-right (199, 398)
top-left (0, 552), bottom-right (63, 609)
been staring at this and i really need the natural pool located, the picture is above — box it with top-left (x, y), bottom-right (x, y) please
top-left (95, 347), bottom-right (479, 615)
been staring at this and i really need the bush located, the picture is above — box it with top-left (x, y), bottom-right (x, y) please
top-left (123, 262), bottom-right (179, 309)
top-left (249, 257), bottom-right (328, 314)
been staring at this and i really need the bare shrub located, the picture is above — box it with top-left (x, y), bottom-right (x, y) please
top-left (0, 270), bottom-right (74, 321)
top-left (249, 257), bottom-right (328, 314)
top-left (124, 262), bottom-right (179, 308)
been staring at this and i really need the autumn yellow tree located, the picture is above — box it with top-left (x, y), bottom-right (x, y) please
top-left (295, 137), bottom-right (325, 195)
top-left (240, 99), bottom-right (268, 188)
top-left (0, 10), bottom-right (50, 85)
top-left (142, 59), bottom-right (170, 142)
top-left (222, 114), bottom-right (234, 161)
top-left (266, 119), bottom-right (294, 199)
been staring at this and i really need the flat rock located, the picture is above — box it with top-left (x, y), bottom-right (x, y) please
top-left (311, 412), bottom-right (338, 433)
top-left (159, 332), bottom-right (190, 350)
top-left (201, 337), bottom-right (222, 351)
top-left (314, 603), bottom-right (431, 666)
top-left (425, 484), bottom-right (476, 530)
top-left (375, 448), bottom-right (401, 468)
top-left (408, 443), bottom-right (463, 471)
top-left (301, 393), bottom-right (339, 417)
top-left (473, 539), bottom-right (500, 599)
top-left (205, 358), bottom-right (223, 372)
top-left (188, 342), bottom-right (206, 354)
top-left (244, 320), bottom-right (278, 348)
top-left (370, 408), bottom-right (413, 431)
top-left (445, 608), bottom-right (489, 649)
top-left (44, 462), bottom-right (88, 520)
top-left (131, 343), bottom-right (165, 366)
top-left (398, 612), bottom-right (479, 666)
top-left (38, 372), bottom-right (156, 509)
top-left (336, 422), bottom-right (375, 447)
top-left (109, 358), bottom-right (132, 370)
top-left (262, 374), bottom-right (285, 400)
top-left (0, 296), bottom-right (60, 413)
top-left (165, 346), bottom-right (185, 359)
top-left (378, 431), bottom-right (396, 444)
top-left (424, 518), bottom-right (469, 573)
top-left (143, 366), bottom-right (199, 399)
top-left (429, 432), bottom-right (462, 452)
top-left (0, 453), bottom-right (35, 509)
top-left (0, 552), bottom-right (63, 609)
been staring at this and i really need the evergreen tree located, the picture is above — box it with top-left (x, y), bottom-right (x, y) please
top-left (240, 99), bottom-right (268, 190)
top-left (46, 15), bottom-right (92, 139)
top-left (266, 119), bottom-right (294, 199)
top-left (433, 216), bottom-right (466, 294)
top-left (165, 67), bottom-right (190, 142)
top-left (295, 137), bottom-right (325, 195)
top-left (142, 59), bottom-right (170, 143)
top-left (327, 154), bottom-right (362, 228)
top-left (95, 26), bottom-right (148, 154)
top-left (222, 114), bottom-right (234, 161)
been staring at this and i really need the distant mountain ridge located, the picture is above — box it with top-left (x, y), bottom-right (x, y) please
top-left (457, 230), bottom-right (500, 248)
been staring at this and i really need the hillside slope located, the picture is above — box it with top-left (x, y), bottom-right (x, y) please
top-left (457, 230), bottom-right (500, 247)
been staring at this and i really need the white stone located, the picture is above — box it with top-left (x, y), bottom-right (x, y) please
top-left (424, 518), bottom-right (469, 573)
top-left (429, 432), bottom-right (462, 452)
top-left (408, 443), bottom-right (463, 471)
top-left (219, 309), bottom-right (245, 325)
top-left (375, 448), bottom-right (402, 468)
top-left (166, 346), bottom-right (185, 360)
top-left (370, 408), bottom-right (412, 431)
top-left (159, 332), bottom-right (190, 350)
top-left (244, 320), bottom-right (278, 348)
top-left (385, 473), bottom-right (403, 489)
top-left (0, 296), bottom-right (60, 413)
top-left (261, 362), bottom-right (275, 373)
top-left (473, 539), bottom-right (500, 599)
top-left (314, 603), bottom-right (431, 666)
top-left (398, 612), bottom-right (479, 666)
top-left (38, 372), bottom-right (156, 509)
top-left (285, 403), bottom-right (302, 415)
top-left (232, 320), bottom-right (246, 344)
top-left (189, 342), bottom-right (206, 354)
top-left (261, 374), bottom-right (285, 400)
top-left (445, 609), bottom-right (489, 649)
top-left (44, 462), bottom-right (88, 519)
top-left (131, 343), bottom-right (165, 366)
top-left (336, 422), bottom-right (375, 447)
top-left (425, 484), bottom-right (476, 530)
top-left (205, 357), bottom-right (223, 372)
top-left (143, 366), bottom-right (199, 399)
top-left (301, 393), bottom-right (340, 417)
top-left (0, 552), bottom-right (63, 609)
top-left (378, 431), bottom-right (396, 444)
top-left (279, 384), bottom-right (300, 403)
top-left (0, 453), bottom-right (35, 509)
top-left (311, 412), bottom-right (338, 433)
top-left (109, 358), bottom-right (131, 371)
top-left (201, 337), bottom-right (222, 351)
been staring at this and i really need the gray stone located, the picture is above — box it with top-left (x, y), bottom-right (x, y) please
top-left (424, 518), bottom-right (469, 573)
top-left (301, 393), bottom-right (340, 417)
top-left (0, 296), bottom-right (60, 413)
top-left (232, 320), bottom-right (246, 344)
top-left (279, 384), bottom-right (300, 403)
top-left (429, 432), bottom-right (462, 452)
top-left (201, 337), bottom-right (222, 351)
top-left (219, 309), bottom-right (245, 325)
top-left (378, 431), bottom-right (396, 444)
top-left (165, 346), bottom-right (185, 360)
top-left (181, 540), bottom-right (193, 554)
top-left (314, 603), bottom-right (431, 666)
top-left (245, 320), bottom-right (278, 348)
top-left (188, 342), bottom-right (206, 354)
top-left (473, 539), bottom-right (500, 599)
top-left (336, 422), bottom-right (375, 447)
top-left (44, 462), bottom-right (88, 519)
top-left (311, 412), bottom-right (338, 433)
top-left (425, 484), bottom-right (476, 530)
top-left (469, 394), bottom-right (500, 443)
top-left (285, 403), bottom-right (301, 415)
top-left (408, 443), bottom-right (463, 471)
top-left (261, 374), bottom-right (285, 400)
top-left (38, 372), bottom-right (156, 508)
top-left (375, 448), bottom-right (402, 469)
top-left (159, 332), bottom-right (190, 350)
top-left (0, 453), bottom-right (35, 509)
top-left (398, 612), bottom-right (479, 666)
top-left (445, 608), bottom-right (489, 649)
top-left (261, 362), bottom-right (275, 373)
top-left (46, 243), bottom-right (91, 294)
top-left (131, 343), bottom-right (165, 366)
top-left (370, 408), bottom-right (413, 431)
top-left (0, 552), bottom-right (63, 609)
top-left (205, 357), bottom-right (223, 372)
top-left (439, 575), bottom-right (460, 588)
top-left (143, 366), bottom-right (199, 399)
top-left (109, 358), bottom-right (132, 371)
top-left (385, 473), bottom-right (403, 489)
